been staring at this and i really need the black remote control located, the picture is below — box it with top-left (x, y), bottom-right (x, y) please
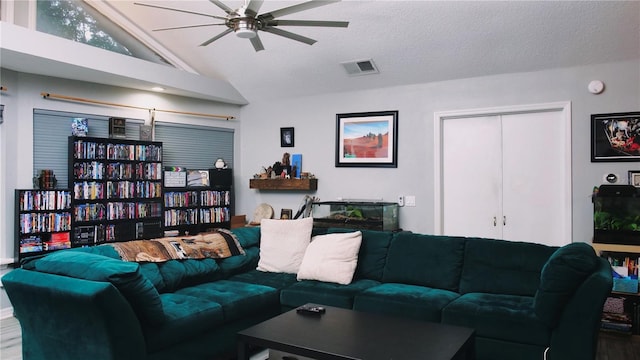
top-left (296, 305), bottom-right (326, 315)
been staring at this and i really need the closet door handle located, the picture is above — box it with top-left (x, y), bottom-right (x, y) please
top-left (503, 216), bottom-right (506, 226)
top-left (493, 216), bottom-right (497, 226)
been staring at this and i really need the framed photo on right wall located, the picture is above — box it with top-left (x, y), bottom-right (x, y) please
top-left (591, 112), bottom-right (640, 162)
top-left (629, 170), bottom-right (640, 187)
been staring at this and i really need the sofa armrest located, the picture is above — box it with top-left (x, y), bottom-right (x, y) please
top-left (2, 269), bottom-right (147, 360)
top-left (547, 257), bottom-right (613, 360)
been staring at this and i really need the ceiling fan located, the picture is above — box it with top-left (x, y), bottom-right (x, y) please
top-left (134, 0), bottom-right (349, 52)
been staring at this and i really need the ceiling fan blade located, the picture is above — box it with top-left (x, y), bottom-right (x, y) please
top-left (266, 19), bottom-right (348, 28)
top-left (209, 0), bottom-right (234, 15)
top-left (262, 26), bottom-right (316, 45)
top-left (200, 28), bottom-right (233, 46)
top-left (134, 3), bottom-right (227, 20)
top-left (246, 0), bottom-right (264, 16)
top-left (153, 23), bottom-right (226, 32)
top-left (250, 34), bottom-right (265, 52)
top-left (259, 0), bottom-right (340, 21)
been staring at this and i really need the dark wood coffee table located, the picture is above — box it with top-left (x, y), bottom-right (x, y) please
top-left (237, 304), bottom-right (475, 360)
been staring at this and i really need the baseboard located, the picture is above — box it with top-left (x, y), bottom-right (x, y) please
top-left (0, 306), bottom-right (15, 319)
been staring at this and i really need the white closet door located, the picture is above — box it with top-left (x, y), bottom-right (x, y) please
top-left (501, 111), bottom-right (567, 246)
top-left (442, 116), bottom-right (502, 239)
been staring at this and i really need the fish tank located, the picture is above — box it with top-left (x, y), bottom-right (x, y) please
top-left (311, 201), bottom-right (399, 231)
top-left (593, 185), bottom-right (640, 245)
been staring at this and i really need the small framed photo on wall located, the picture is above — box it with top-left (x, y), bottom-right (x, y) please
top-left (281, 127), bottom-right (294, 147)
top-left (629, 170), bottom-right (640, 187)
top-left (280, 209), bottom-right (293, 220)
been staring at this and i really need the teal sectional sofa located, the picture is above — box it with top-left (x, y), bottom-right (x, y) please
top-left (2, 227), bottom-right (612, 360)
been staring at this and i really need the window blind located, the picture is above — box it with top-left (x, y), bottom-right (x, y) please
top-left (154, 122), bottom-right (234, 169)
top-left (33, 109), bottom-right (233, 188)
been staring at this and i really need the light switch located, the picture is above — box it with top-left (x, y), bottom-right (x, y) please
top-left (405, 196), bottom-right (416, 207)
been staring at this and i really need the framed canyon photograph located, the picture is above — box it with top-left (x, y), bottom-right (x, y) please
top-left (335, 110), bottom-right (398, 167)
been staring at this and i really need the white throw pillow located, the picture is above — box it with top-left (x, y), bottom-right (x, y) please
top-left (297, 231), bottom-right (363, 285)
top-left (257, 217), bottom-right (314, 273)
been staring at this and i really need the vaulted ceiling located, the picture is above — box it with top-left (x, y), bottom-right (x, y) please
top-left (98, 1), bottom-right (639, 103)
top-left (6, 1), bottom-right (639, 104)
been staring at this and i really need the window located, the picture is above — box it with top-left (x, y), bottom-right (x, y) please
top-left (36, 0), bottom-right (170, 65)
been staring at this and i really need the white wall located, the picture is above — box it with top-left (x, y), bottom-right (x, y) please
top-left (0, 69), bottom-right (242, 314)
top-left (238, 60), bottom-right (640, 243)
top-left (1, 59), bottom-right (638, 315)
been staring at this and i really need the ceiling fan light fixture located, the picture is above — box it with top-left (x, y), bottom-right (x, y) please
top-left (233, 18), bottom-right (258, 39)
top-left (236, 28), bottom-right (257, 39)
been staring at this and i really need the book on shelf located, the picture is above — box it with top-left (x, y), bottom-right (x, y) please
top-left (44, 232), bottom-right (71, 251)
top-left (74, 225), bottom-right (105, 245)
top-left (20, 235), bottom-right (43, 253)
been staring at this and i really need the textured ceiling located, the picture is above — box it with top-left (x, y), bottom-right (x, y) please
top-left (103, 1), bottom-right (639, 103)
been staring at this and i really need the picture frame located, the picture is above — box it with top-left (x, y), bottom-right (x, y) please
top-left (335, 110), bottom-right (398, 168)
top-left (591, 112), bottom-right (640, 162)
top-left (186, 169), bottom-right (210, 187)
top-left (280, 208), bottom-right (293, 220)
top-left (629, 171), bottom-right (640, 187)
top-left (164, 167), bottom-right (187, 188)
top-left (281, 127), bottom-right (294, 147)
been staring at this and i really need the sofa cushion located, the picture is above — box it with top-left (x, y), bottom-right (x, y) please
top-left (297, 231), bottom-right (362, 285)
top-left (533, 242), bottom-right (599, 327)
top-left (442, 293), bottom-right (550, 346)
top-left (382, 232), bottom-right (465, 291)
top-left (217, 247), bottom-right (259, 277)
top-left (353, 283), bottom-right (459, 322)
top-left (228, 269), bottom-right (298, 290)
top-left (157, 258), bottom-right (222, 292)
top-left (280, 279), bottom-right (380, 309)
top-left (69, 244), bottom-right (121, 259)
top-left (459, 238), bottom-right (557, 296)
top-left (144, 293), bottom-right (225, 353)
top-left (138, 262), bottom-right (166, 292)
top-left (257, 217), bottom-right (313, 273)
top-left (327, 228), bottom-right (394, 281)
top-left (35, 251), bottom-right (164, 325)
top-left (175, 280), bottom-right (280, 322)
top-left (231, 226), bottom-right (261, 248)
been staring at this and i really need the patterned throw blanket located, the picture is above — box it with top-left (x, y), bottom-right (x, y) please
top-left (110, 229), bottom-right (245, 263)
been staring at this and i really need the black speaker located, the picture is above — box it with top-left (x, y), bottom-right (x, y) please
top-left (209, 169), bottom-right (232, 188)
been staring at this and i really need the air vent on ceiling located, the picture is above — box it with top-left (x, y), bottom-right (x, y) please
top-left (341, 59), bottom-right (379, 76)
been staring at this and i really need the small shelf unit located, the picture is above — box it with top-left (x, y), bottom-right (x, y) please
top-left (249, 178), bottom-right (317, 191)
top-left (15, 189), bottom-right (72, 262)
top-left (164, 168), bottom-right (234, 235)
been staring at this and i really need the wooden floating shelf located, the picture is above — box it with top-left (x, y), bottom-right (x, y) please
top-left (249, 178), bottom-right (318, 191)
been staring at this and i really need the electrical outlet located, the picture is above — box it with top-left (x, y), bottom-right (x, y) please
top-left (398, 195), bottom-right (404, 207)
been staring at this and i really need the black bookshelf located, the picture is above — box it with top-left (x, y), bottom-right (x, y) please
top-left (68, 136), bottom-right (163, 246)
top-left (15, 189), bottom-right (72, 262)
top-left (163, 168), bottom-right (233, 235)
